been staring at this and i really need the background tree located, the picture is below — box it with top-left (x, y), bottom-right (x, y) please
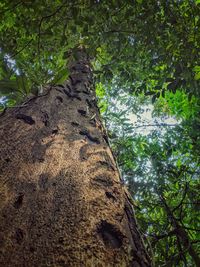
top-left (99, 89), bottom-right (200, 266)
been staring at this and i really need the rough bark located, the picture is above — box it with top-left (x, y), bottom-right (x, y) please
top-left (0, 48), bottom-right (151, 267)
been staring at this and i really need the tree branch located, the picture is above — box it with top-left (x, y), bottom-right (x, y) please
top-left (0, 1), bottom-right (22, 15)
top-left (148, 230), bottom-right (177, 241)
top-left (172, 182), bottom-right (188, 213)
top-left (37, 4), bottom-right (66, 56)
top-left (10, 39), bottom-right (33, 59)
top-left (132, 123), bottom-right (177, 129)
top-left (157, 190), bottom-right (200, 266)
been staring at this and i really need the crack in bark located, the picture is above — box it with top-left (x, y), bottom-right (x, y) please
top-left (14, 228), bottom-right (24, 245)
top-left (91, 175), bottom-right (114, 187)
top-left (13, 193), bottom-right (24, 209)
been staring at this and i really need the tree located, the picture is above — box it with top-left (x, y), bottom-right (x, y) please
top-left (102, 90), bottom-right (200, 266)
top-left (0, 46), bottom-right (150, 266)
top-left (0, 1), bottom-right (200, 266)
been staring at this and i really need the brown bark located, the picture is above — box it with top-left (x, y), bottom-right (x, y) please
top-left (0, 48), bottom-right (151, 267)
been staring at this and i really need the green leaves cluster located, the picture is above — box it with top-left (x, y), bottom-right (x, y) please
top-left (1, 0), bottom-right (200, 105)
top-left (102, 88), bottom-right (200, 266)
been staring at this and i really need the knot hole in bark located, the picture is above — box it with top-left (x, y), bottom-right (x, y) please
top-left (16, 114), bottom-right (35, 125)
top-left (56, 96), bottom-right (63, 103)
top-left (38, 173), bottom-right (49, 190)
top-left (13, 193), bottom-right (24, 209)
top-left (5, 158), bottom-right (10, 163)
top-left (97, 221), bottom-right (123, 249)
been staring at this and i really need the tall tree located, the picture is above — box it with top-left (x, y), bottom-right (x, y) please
top-left (0, 47), bottom-right (150, 266)
top-left (0, 1), bottom-right (200, 266)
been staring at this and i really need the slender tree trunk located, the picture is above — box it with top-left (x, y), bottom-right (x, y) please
top-left (0, 48), bottom-right (151, 267)
top-left (159, 193), bottom-right (200, 266)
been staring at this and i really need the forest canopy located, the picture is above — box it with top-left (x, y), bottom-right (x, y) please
top-left (0, 1), bottom-right (200, 266)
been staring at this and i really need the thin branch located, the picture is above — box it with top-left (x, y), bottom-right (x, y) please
top-left (181, 226), bottom-right (200, 233)
top-left (192, 240), bottom-right (200, 244)
top-left (176, 234), bottom-right (187, 266)
top-left (183, 202), bottom-right (200, 205)
top-left (103, 29), bottom-right (136, 35)
top-left (172, 182), bottom-right (188, 213)
top-left (10, 39), bottom-right (33, 59)
top-left (157, 190), bottom-right (200, 266)
top-left (110, 3), bottom-right (128, 17)
top-left (37, 4), bottom-right (66, 56)
top-left (0, 1), bottom-right (22, 15)
top-left (148, 230), bottom-right (177, 241)
top-left (132, 123), bottom-right (178, 129)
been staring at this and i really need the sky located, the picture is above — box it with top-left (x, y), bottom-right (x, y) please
top-left (127, 103), bottom-right (178, 135)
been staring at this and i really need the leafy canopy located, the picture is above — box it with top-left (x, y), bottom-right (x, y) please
top-left (0, 0), bottom-right (200, 106)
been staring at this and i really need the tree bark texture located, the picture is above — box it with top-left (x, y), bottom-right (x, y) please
top-left (0, 49), bottom-right (151, 267)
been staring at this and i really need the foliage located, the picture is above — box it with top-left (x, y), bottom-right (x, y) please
top-left (99, 86), bottom-right (200, 266)
top-left (0, 1), bottom-right (200, 104)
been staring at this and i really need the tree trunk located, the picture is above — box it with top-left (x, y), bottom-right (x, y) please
top-left (160, 194), bottom-right (200, 266)
top-left (0, 48), bottom-right (151, 267)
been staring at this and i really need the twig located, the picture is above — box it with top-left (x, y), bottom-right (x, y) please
top-left (172, 182), bottom-right (188, 212)
top-left (10, 39), bottom-right (33, 59)
top-left (0, 1), bottom-right (22, 15)
top-left (181, 226), bottom-right (200, 232)
top-left (37, 4), bottom-right (66, 56)
top-left (132, 123), bottom-right (177, 129)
